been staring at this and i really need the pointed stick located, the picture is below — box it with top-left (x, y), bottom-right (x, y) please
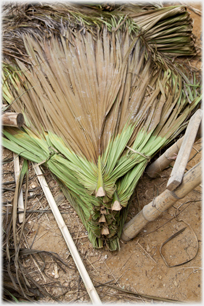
top-left (33, 164), bottom-right (102, 305)
top-left (13, 153), bottom-right (24, 223)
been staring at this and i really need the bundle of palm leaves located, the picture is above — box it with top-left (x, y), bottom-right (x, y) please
top-left (2, 3), bottom-right (201, 250)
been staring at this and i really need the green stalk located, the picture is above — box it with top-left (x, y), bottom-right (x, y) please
top-left (96, 156), bottom-right (105, 197)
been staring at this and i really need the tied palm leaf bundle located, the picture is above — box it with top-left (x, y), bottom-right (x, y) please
top-left (2, 3), bottom-right (201, 251)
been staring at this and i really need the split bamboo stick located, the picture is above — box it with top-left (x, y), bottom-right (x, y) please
top-left (121, 161), bottom-right (201, 241)
top-left (2, 112), bottom-right (24, 127)
top-left (13, 153), bottom-right (24, 223)
top-left (146, 109), bottom-right (202, 179)
top-left (33, 164), bottom-right (102, 305)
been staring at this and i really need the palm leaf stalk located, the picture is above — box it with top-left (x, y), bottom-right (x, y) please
top-left (2, 4), bottom-right (201, 251)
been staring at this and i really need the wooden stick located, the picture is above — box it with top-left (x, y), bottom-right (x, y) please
top-left (167, 109), bottom-right (202, 190)
top-left (146, 109), bottom-right (202, 179)
top-left (2, 112), bottom-right (24, 127)
top-left (13, 153), bottom-right (24, 223)
top-left (121, 161), bottom-right (201, 241)
top-left (33, 164), bottom-right (102, 305)
top-left (146, 137), bottom-right (183, 178)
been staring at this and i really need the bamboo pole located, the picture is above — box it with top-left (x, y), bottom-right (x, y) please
top-left (33, 164), bottom-right (102, 305)
top-left (146, 109), bottom-right (202, 179)
top-left (2, 112), bottom-right (24, 127)
top-left (121, 161), bottom-right (201, 241)
top-left (13, 153), bottom-right (24, 223)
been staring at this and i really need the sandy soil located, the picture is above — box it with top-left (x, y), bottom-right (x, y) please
top-left (2, 3), bottom-right (202, 304)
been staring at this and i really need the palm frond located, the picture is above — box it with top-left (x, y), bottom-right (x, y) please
top-left (2, 3), bottom-right (201, 250)
top-left (2, 2), bottom-right (197, 66)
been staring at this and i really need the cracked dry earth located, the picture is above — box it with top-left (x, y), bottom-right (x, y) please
top-left (2, 3), bottom-right (202, 305)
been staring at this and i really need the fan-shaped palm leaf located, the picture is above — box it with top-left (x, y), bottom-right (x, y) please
top-left (2, 3), bottom-right (201, 250)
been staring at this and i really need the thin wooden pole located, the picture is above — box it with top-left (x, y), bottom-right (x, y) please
top-left (33, 164), bottom-right (102, 305)
top-left (2, 112), bottom-right (24, 127)
top-left (121, 161), bottom-right (201, 242)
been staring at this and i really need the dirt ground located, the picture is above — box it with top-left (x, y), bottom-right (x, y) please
top-left (2, 3), bottom-right (202, 305)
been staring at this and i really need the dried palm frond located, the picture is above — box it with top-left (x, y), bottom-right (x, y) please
top-left (2, 2), bottom-right (197, 66)
top-left (2, 3), bottom-right (201, 250)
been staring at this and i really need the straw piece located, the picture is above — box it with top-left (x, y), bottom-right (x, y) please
top-left (33, 163), bottom-right (102, 305)
top-left (13, 153), bottom-right (24, 223)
